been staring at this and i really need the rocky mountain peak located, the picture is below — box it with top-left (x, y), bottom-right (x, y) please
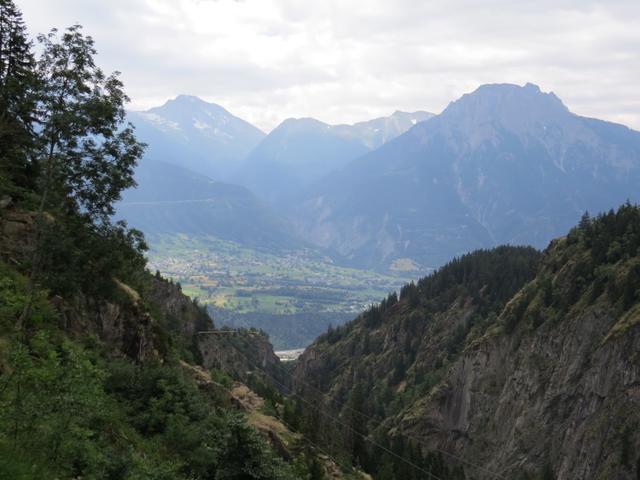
top-left (126, 95), bottom-right (265, 180)
top-left (275, 117), bottom-right (330, 135)
top-left (143, 95), bottom-right (235, 129)
top-left (431, 83), bottom-right (572, 143)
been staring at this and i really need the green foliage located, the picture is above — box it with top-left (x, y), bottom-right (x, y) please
top-left (0, 256), bottom-right (305, 478)
top-left (34, 24), bottom-right (144, 223)
top-left (0, 334), bottom-right (125, 479)
top-left (416, 245), bottom-right (541, 316)
top-left (0, 1), bottom-right (148, 319)
top-left (247, 371), bottom-right (284, 406)
top-left (308, 456), bottom-right (326, 480)
top-left (0, 3), bottom-right (325, 478)
top-left (0, 328), bottom-right (303, 479)
top-left (353, 432), bottom-right (465, 480)
top-left (38, 216), bottom-right (147, 299)
top-left (0, 262), bottom-right (57, 337)
top-left (501, 204), bottom-right (640, 334)
top-left (0, 0), bottom-right (37, 194)
top-left (215, 413), bottom-right (296, 480)
top-left (210, 367), bottom-right (235, 388)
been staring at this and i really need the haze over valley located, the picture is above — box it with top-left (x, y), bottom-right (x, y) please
top-left (3, 1), bottom-right (640, 478)
top-left (117, 83), bottom-right (640, 347)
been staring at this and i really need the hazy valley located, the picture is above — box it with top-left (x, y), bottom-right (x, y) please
top-left (118, 83), bottom-right (640, 349)
top-left (2, 1), bottom-right (640, 479)
top-left (146, 234), bottom-right (406, 349)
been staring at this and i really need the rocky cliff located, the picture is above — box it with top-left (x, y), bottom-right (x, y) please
top-left (1, 203), bottom-right (284, 377)
top-left (293, 204), bottom-right (640, 479)
top-left (198, 327), bottom-right (286, 386)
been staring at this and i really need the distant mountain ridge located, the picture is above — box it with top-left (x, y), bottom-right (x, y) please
top-left (116, 159), bottom-right (299, 250)
top-left (344, 110), bottom-right (435, 149)
top-left (121, 97), bottom-right (300, 250)
top-left (235, 110), bottom-right (433, 204)
top-left (124, 86), bottom-right (640, 276)
top-left (294, 83), bottom-right (640, 272)
top-left (128, 95), bottom-right (265, 181)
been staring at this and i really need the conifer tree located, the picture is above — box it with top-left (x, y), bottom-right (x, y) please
top-left (0, 0), bottom-right (36, 191)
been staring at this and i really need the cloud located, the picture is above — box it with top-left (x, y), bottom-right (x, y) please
top-left (16, 0), bottom-right (640, 131)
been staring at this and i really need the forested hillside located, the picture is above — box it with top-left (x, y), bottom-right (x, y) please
top-left (291, 204), bottom-right (640, 479)
top-left (0, 4), bottom-right (361, 478)
top-left (3, 2), bottom-right (640, 480)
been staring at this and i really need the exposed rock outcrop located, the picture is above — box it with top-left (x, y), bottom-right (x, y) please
top-left (199, 328), bottom-right (287, 387)
top-left (293, 206), bottom-right (640, 479)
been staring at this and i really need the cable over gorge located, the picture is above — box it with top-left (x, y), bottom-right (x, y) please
top-left (2, 1), bottom-right (640, 479)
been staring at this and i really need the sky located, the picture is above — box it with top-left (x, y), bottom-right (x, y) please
top-left (17, 0), bottom-right (640, 132)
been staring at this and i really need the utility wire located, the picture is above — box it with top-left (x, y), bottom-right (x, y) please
top-left (215, 335), bottom-right (446, 480)
top-left (280, 354), bottom-right (508, 480)
top-left (214, 380), bottom-right (357, 478)
top-left (212, 331), bottom-right (507, 480)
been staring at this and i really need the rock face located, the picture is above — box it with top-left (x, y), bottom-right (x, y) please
top-left (59, 291), bottom-right (159, 362)
top-left (0, 209), bottom-right (36, 260)
top-left (145, 275), bottom-right (212, 339)
top-left (398, 298), bottom-right (640, 478)
top-left (199, 329), bottom-right (286, 387)
top-left (292, 205), bottom-right (640, 479)
top-left (295, 83), bottom-right (640, 272)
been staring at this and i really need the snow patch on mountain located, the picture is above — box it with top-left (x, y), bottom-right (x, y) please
top-left (140, 112), bottom-right (180, 131)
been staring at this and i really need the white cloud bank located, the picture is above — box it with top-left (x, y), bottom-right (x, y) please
top-left (17, 0), bottom-right (640, 132)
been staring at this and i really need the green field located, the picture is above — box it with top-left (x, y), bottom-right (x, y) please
top-left (147, 234), bottom-right (410, 348)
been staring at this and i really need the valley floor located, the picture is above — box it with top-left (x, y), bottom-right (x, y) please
top-left (147, 234), bottom-right (409, 348)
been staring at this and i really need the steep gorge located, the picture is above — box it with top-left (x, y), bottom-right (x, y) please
top-left (292, 204), bottom-right (640, 479)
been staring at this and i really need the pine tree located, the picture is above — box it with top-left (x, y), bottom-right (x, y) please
top-left (308, 456), bottom-right (325, 480)
top-left (0, 0), bottom-right (37, 191)
top-left (347, 383), bottom-right (367, 464)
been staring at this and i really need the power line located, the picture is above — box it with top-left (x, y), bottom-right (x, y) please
top-left (197, 330), bottom-right (241, 335)
top-left (216, 335), bottom-right (446, 480)
top-left (213, 331), bottom-right (506, 479)
top-left (271, 341), bottom-right (507, 479)
top-left (214, 379), bottom-right (357, 478)
top-left (288, 362), bottom-right (508, 480)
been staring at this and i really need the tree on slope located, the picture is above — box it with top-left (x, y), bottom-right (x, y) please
top-left (34, 24), bottom-right (144, 223)
top-left (17, 20), bottom-right (145, 325)
top-left (0, 0), bottom-right (37, 192)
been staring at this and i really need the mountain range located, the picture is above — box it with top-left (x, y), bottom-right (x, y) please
top-left (293, 83), bottom-right (640, 271)
top-left (127, 95), bottom-right (265, 181)
top-left (236, 110), bottom-right (433, 203)
top-left (121, 83), bottom-right (640, 277)
top-left (122, 97), bottom-right (432, 257)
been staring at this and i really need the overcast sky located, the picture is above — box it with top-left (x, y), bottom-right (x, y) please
top-left (17, 0), bottom-right (640, 132)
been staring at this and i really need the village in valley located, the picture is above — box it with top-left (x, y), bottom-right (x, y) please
top-left (147, 234), bottom-right (408, 348)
